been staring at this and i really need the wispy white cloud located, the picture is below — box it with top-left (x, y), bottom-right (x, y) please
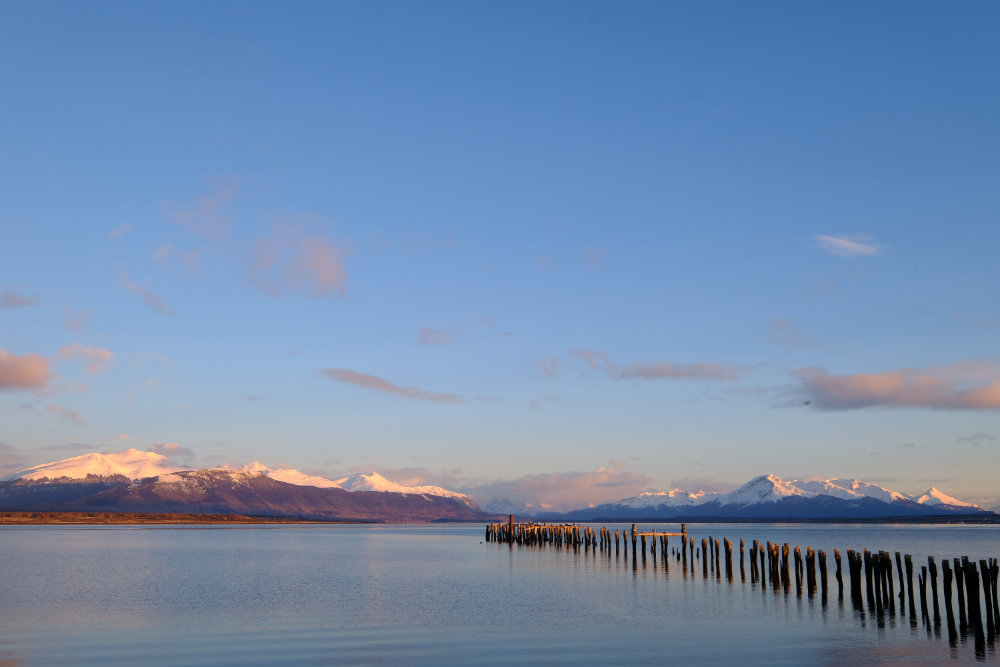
top-left (766, 318), bottom-right (804, 345)
top-left (955, 432), bottom-right (995, 447)
top-left (529, 395), bottom-right (559, 410)
top-left (149, 442), bottom-right (195, 459)
top-left (45, 403), bottom-right (83, 426)
top-left (571, 349), bottom-right (744, 381)
top-left (0, 349), bottom-right (51, 391)
top-left (814, 234), bottom-right (881, 257)
top-left (120, 268), bottom-right (176, 316)
top-left (249, 223), bottom-right (350, 298)
top-left (108, 224), bottom-right (131, 241)
top-left (794, 360), bottom-right (1000, 410)
top-left (321, 368), bottom-right (463, 404)
top-left (1, 284), bottom-right (40, 309)
top-left (169, 185), bottom-right (236, 240)
top-left (528, 355), bottom-right (561, 378)
top-left (59, 343), bottom-right (114, 374)
top-left (466, 461), bottom-right (652, 512)
top-left (62, 309), bottom-right (89, 332)
top-left (418, 327), bottom-right (462, 346)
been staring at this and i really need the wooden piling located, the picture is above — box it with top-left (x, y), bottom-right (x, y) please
top-left (835, 549), bottom-right (843, 600)
top-left (929, 557), bottom-right (941, 628)
top-left (943, 558), bottom-right (958, 644)
top-left (905, 555), bottom-right (916, 619)
top-left (980, 559), bottom-right (996, 638)
top-left (702, 538), bottom-right (708, 578)
top-left (819, 550), bottom-right (828, 600)
top-left (740, 539), bottom-right (745, 582)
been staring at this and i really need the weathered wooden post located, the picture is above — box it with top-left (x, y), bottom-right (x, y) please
top-left (794, 546), bottom-right (803, 597)
top-left (631, 524), bottom-right (637, 558)
top-left (943, 558), bottom-right (958, 645)
top-left (819, 550), bottom-right (828, 601)
top-left (835, 549), bottom-right (843, 600)
top-left (919, 566), bottom-right (929, 624)
top-left (702, 538), bottom-right (708, 577)
top-left (806, 547), bottom-right (816, 597)
top-left (905, 555), bottom-right (916, 620)
top-left (963, 559), bottom-right (985, 649)
top-left (681, 524), bottom-right (687, 570)
top-left (895, 552), bottom-right (905, 610)
top-left (930, 557), bottom-right (941, 629)
top-left (953, 558), bottom-right (967, 632)
top-left (883, 552), bottom-right (894, 613)
top-left (715, 539), bottom-right (721, 579)
top-left (739, 539), bottom-right (745, 583)
top-left (981, 560), bottom-right (996, 638)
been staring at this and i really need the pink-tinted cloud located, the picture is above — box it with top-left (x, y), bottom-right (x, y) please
top-left (120, 269), bottom-right (176, 316)
top-left (529, 395), bottom-right (558, 410)
top-left (467, 461), bottom-right (653, 512)
top-left (619, 361), bottom-right (742, 381)
top-left (1, 285), bottom-right (40, 309)
top-left (814, 234), bottom-right (881, 257)
top-left (149, 442), bottom-right (195, 459)
top-left (766, 318), bottom-right (804, 345)
top-left (0, 349), bottom-right (51, 391)
top-left (249, 224), bottom-right (349, 298)
top-left (154, 243), bottom-right (201, 271)
top-left (794, 361), bottom-right (1000, 410)
top-left (572, 349), bottom-right (743, 381)
top-left (528, 355), bottom-right (561, 378)
top-left (62, 309), bottom-right (89, 332)
top-left (321, 368), bottom-right (463, 404)
top-left (169, 185), bottom-right (235, 240)
top-left (571, 349), bottom-right (616, 373)
top-left (108, 223), bottom-right (131, 240)
top-left (418, 327), bottom-right (461, 346)
top-left (59, 343), bottom-right (114, 374)
top-left (668, 476), bottom-right (739, 494)
top-left (45, 403), bottom-right (83, 425)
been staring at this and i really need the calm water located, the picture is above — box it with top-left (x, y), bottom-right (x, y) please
top-left (1, 522), bottom-right (998, 665)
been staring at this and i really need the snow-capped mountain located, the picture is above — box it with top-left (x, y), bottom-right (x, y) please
top-left (3, 448), bottom-right (184, 482)
top-left (1, 449), bottom-right (480, 515)
top-left (331, 472), bottom-right (479, 509)
top-left (562, 474), bottom-right (989, 520)
top-left (914, 487), bottom-right (977, 508)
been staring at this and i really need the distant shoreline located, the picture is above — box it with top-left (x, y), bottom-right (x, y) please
top-left (0, 511), bottom-right (362, 525)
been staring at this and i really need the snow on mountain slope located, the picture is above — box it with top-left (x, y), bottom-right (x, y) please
top-left (606, 474), bottom-right (982, 512)
top-left (4, 448), bottom-right (184, 482)
top-left (213, 464), bottom-right (477, 507)
top-left (334, 472), bottom-right (479, 509)
top-left (721, 474), bottom-right (806, 506)
top-left (914, 488), bottom-right (978, 508)
top-left (795, 478), bottom-right (909, 504)
top-left (265, 468), bottom-right (342, 489)
top-left (618, 489), bottom-right (717, 509)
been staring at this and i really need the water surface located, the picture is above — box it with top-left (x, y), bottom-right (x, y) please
top-left (1, 522), bottom-right (997, 664)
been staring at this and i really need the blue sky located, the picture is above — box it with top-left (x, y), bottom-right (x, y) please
top-left (2, 1), bottom-right (998, 510)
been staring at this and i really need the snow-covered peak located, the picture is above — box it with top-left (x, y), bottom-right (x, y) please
top-left (795, 478), bottom-right (909, 504)
top-left (5, 448), bottom-right (185, 482)
top-left (618, 488), bottom-right (718, 509)
top-left (723, 474), bottom-right (806, 505)
top-left (334, 472), bottom-right (479, 508)
top-left (915, 488), bottom-right (979, 508)
top-left (266, 468), bottom-right (342, 489)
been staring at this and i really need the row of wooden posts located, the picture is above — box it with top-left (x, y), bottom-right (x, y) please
top-left (485, 518), bottom-right (1000, 655)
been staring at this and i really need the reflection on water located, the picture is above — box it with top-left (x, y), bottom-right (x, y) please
top-left (0, 523), bottom-right (997, 665)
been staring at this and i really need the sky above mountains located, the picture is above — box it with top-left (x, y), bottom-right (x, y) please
top-left (2, 1), bottom-right (998, 510)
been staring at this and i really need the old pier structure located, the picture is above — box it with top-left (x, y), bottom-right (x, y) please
top-left (485, 516), bottom-right (1000, 658)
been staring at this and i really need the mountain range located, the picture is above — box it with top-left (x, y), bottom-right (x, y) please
top-left (1, 449), bottom-right (992, 522)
